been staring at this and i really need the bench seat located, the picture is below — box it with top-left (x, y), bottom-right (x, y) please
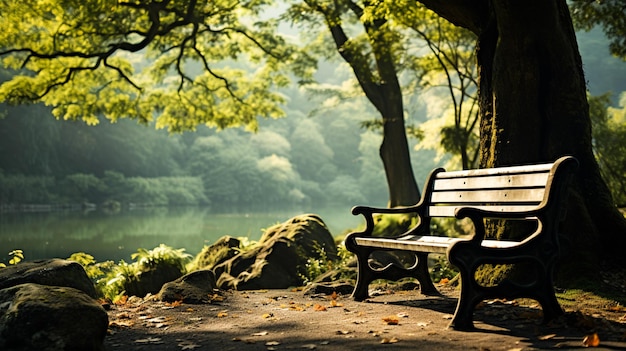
top-left (354, 235), bottom-right (519, 253)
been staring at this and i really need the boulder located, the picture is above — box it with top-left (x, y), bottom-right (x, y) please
top-left (0, 259), bottom-right (97, 298)
top-left (213, 214), bottom-right (338, 290)
top-left (188, 236), bottom-right (241, 271)
top-left (157, 269), bottom-right (219, 304)
top-left (0, 283), bottom-right (108, 351)
top-left (123, 263), bottom-right (183, 298)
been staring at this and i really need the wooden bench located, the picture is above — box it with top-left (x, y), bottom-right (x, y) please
top-left (344, 156), bottom-right (578, 330)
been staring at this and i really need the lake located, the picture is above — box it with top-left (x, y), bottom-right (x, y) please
top-left (0, 206), bottom-right (362, 263)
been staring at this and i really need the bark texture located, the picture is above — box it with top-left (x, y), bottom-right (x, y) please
top-left (418, 0), bottom-right (626, 284)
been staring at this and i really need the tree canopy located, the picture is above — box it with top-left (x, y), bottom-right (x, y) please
top-left (569, 0), bottom-right (626, 60)
top-left (0, 0), bottom-right (311, 132)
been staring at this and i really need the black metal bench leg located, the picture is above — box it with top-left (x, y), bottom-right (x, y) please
top-left (351, 249), bottom-right (373, 301)
top-left (414, 253), bottom-right (439, 295)
top-left (448, 269), bottom-right (480, 330)
top-left (536, 281), bottom-right (564, 323)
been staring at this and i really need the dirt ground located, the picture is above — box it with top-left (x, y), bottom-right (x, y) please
top-left (104, 286), bottom-right (626, 351)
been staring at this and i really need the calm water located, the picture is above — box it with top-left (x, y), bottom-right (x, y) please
top-left (0, 207), bottom-right (362, 263)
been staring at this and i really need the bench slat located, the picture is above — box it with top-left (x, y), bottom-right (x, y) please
top-left (354, 236), bottom-right (519, 253)
top-left (435, 162), bottom-right (554, 179)
top-left (430, 188), bottom-right (545, 203)
top-left (433, 172), bottom-right (550, 191)
top-left (427, 205), bottom-right (540, 217)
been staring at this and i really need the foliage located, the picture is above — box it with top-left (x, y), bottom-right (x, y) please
top-left (300, 243), bottom-right (352, 284)
top-left (368, 213), bottom-right (417, 238)
top-left (430, 254), bottom-right (458, 283)
top-left (0, 250), bottom-right (24, 268)
top-left (385, 0), bottom-right (479, 170)
top-left (68, 245), bottom-right (191, 301)
top-left (67, 252), bottom-right (116, 296)
top-left (0, 0), bottom-right (309, 132)
top-left (131, 244), bottom-right (192, 272)
top-left (589, 92), bottom-right (626, 207)
top-left (0, 173), bottom-right (56, 204)
top-left (570, 0), bottom-right (626, 59)
top-left (0, 171), bottom-right (208, 207)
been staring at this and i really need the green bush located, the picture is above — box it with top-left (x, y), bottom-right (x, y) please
top-left (68, 244), bottom-right (192, 302)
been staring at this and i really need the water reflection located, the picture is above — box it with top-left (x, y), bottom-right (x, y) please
top-left (0, 207), bottom-right (359, 262)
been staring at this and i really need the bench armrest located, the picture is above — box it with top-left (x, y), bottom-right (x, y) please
top-left (352, 204), bottom-right (423, 216)
top-left (348, 204), bottom-right (428, 239)
top-left (454, 207), bottom-right (542, 244)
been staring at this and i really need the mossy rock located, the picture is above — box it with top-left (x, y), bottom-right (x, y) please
top-left (188, 236), bottom-right (241, 271)
top-left (0, 283), bottom-right (108, 351)
top-left (213, 214), bottom-right (338, 290)
top-left (0, 259), bottom-right (97, 298)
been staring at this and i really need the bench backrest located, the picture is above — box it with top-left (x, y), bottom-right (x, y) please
top-left (424, 157), bottom-right (577, 217)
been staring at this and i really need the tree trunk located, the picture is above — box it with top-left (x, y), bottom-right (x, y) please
top-left (327, 12), bottom-right (421, 207)
top-left (379, 91), bottom-right (421, 208)
top-left (418, 0), bottom-right (626, 285)
top-left (370, 28), bottom-right (421, 208)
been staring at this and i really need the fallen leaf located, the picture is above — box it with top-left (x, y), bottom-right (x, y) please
top-left (330, 299), bottom-right (343, 308)
top-left (538, 334), bottom-right (556, 341)
top-left (582, 333), bottom-right (600, 347)
top-left (134, 337), bottom-right (162, 344)
top-left (114, 295), bottom-right (129, 305)
top-left (217, 311), bottom-right (228, 318)
top-left (178, 341), bottom-right (201, 350)
top-left (166, 300), bottom-right (183, 307)
top-left (439, 278), bottom-right (449, 285)
top-left (290, 304), bottom-right (305, 311)
top-left (381, 337), bottom-right (399, 344)
top-left (210, 293), bottom-right (225, 302)
top-left (146, 316), bottom-right (167, 323)
top-left (397, 312), bottom-right (409, 318)
top-left (266, 341), bottom-right (281, 346)
top-left (382, 316), bottom-right (400, 325)
top-left (252, 331), bottom-right (269, 336)
top-left (262, 313), bottom-right (274, 318)
top-left (314, 304), bottom-right (327, 311)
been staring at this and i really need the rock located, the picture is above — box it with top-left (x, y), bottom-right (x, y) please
top-left (188, 236), bottom-right (241, 271)
top-left (0, 283), bottom-right (108, 351)
top-left (157, 270), bottom-right (219, 304)
top-left (123, 263), bottom-right (183, 298)
top-left (213, 214), bottom-right (339, 290)
top-left (0, 259), bottom-right (97, 298)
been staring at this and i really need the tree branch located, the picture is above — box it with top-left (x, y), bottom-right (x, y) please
top-left (416, 0), bottom-right (486, 34)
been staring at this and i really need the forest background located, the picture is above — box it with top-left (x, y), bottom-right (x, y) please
top-left (0, 26), bottom-right (624, 213)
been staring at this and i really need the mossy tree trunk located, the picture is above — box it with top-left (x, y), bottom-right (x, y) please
top-left (418, 0), bottom-right (626, 285)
